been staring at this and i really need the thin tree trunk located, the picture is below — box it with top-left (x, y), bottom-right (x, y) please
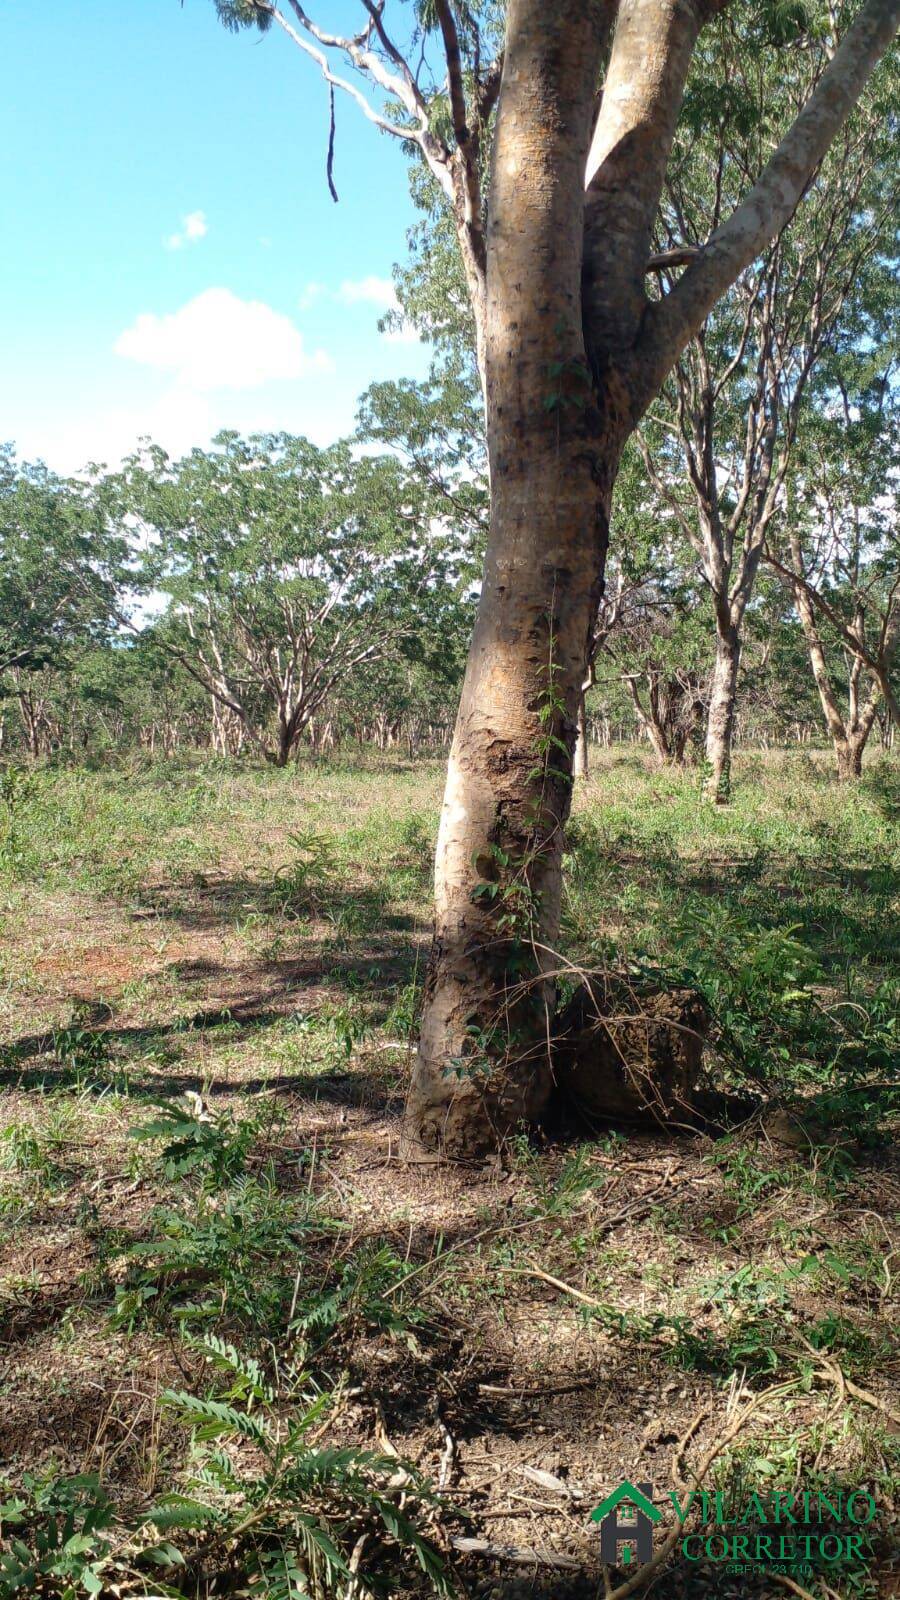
top-left (273, 718), bottom-right (292, 768)
top-left (792, 573), bottom-right (877, 780)
top-left (627, 677), bottom-right (670, 764)
top-left (704, 621), bottom-right (740, 803)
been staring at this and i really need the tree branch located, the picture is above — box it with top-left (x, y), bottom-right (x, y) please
top-left (255, 1), bottom-right (458, 205)
top-left (582, 0), bottom-right (706, 363)
top-left (640, 0), bottom-right (900, 400)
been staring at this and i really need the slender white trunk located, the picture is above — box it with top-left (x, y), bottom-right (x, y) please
top-left (704, 622), bottom-right (740, 803)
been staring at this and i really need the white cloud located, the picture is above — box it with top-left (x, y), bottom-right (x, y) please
top-left (114, 288), bottom-right (332, 391)
top-left (337, 276), bottom-right (399, 310)
top-left (20, 388), bottom-right (216, 476)
top-left (165, 209), bottom-right (209, 251)
top-left (21, 377), bottom-right (354, 477)
top-left (301, 276), bottom-right (420, 344)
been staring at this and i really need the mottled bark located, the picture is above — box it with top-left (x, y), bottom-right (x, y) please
top-left (405, 0), bottom-right (616, 1155)
top-left (583, 0), bottom-right (708, 367)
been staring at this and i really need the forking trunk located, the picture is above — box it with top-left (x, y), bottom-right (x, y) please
top-left (405, 0), bottom-right (622, 1156)
top-left (402, 0), bottom-right (900, 1156)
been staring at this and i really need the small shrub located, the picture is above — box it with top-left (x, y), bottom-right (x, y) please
top-left (0, 1471), bottom-right (119, 1598)
top-left (111, 1173), bottom-right (322, 1335)
top-left (128, 1094), bottom-right (268, 1188)
top-left (51, 1019), bottom-right (110, 1078)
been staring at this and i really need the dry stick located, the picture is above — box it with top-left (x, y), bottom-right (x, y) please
top-left (436, 1408), bottom-right (457, 1492)
top-left (671, 1406), bottom-right (711, 1494)
top-left (477, 1379), bottom-right (598, 1399)
top-left (450, 1536), bottom-right (580, 1570)
top-left (492, 1180), bottom-right (676, 1303)
top-left (345, 1534), bottom-right (371, 1600)
top-left (475, 1504), bottom-right (572, 1521)
top-left (771, 1575), bottom-right (821, 1600)
top-left (826, 1371), bottom-right (899, 1426)
top-left (508, 1262), bottom-right (609, 1310)
top-left (794, 1332), bottom-right (900, 1428)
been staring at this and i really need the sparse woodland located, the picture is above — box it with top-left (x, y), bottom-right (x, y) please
top-left (0, 1), bottom-right (898, 1596)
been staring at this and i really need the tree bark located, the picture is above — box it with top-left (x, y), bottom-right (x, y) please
top-left (704, 620), bottom-right (740, 803)
top-left (405, 0), bottom-right (616, 1156)
top-left (835, 739), bottom-right (865, 780)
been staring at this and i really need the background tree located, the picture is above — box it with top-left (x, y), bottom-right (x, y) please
top-left (113, 431), bottom-right (471, 768)
top-left (0, 446), bottom-right (123, 756)
top-left (578, 445), bottom-right (710, 767)
top-left (637, 12), bottom-right (897, 799)
top-left (767, 362), bottom-right (899, 774)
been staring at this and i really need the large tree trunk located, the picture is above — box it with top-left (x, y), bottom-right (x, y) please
top-left (405, 0), bottom-right (616, 1157)
top-left (704, 619), bottom-right (740, 803)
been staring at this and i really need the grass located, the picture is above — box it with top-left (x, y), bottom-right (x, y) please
top-left (0, 746), bottom-right (897, 1597)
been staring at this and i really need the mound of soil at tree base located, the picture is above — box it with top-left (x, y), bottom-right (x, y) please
top-left (552, 974), bottom-right (710, 1124)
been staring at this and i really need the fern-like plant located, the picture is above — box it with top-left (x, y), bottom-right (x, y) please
top-left (149, 1339), bottom-right (452, 1598)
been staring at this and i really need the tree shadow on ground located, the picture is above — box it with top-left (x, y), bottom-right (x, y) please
top-left (130, 872), bottom-right (421, 940)
top-left (1, 932), bottom-right (421, 1094)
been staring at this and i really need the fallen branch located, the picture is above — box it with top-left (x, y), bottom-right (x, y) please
top-left (671, 1405), bottom-right (711, 1494)
top-left (510, 1262), bottom-right (608, 1311)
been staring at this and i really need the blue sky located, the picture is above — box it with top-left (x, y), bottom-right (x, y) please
top-left (1, 0), bottom-right (430, 473)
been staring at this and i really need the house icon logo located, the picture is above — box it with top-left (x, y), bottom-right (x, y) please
top-left (590, 1479), bottom-right (661, 1566)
